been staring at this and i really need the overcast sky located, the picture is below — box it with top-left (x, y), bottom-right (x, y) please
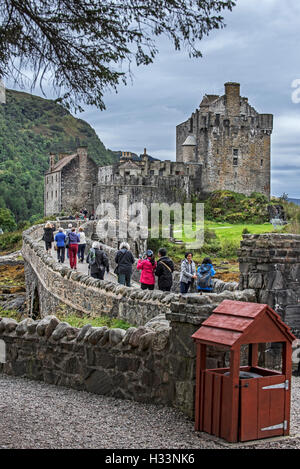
top-left (7, 0), bottom-right (300, 198)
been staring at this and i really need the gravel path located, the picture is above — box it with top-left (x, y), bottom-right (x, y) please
top-left (0, 374), bottom-right (300, 449)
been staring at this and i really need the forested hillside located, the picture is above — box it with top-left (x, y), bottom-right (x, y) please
top-left (0, 89), bottom-right (117, 222)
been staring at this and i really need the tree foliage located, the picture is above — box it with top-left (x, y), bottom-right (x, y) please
top-left (0, 0), bottom-right (235, 110)
top-left (0, 207), bottom-right (17, 232)
top-left (0, 89), bottom-right (116, 222)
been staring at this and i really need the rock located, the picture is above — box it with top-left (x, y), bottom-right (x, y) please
top-left (76, 324), bottom-right (92, 342)
top-left (88, 327), bottom-right (108, 345)
top-left (122, 327), bottom-right (137, 346)
top-left (27, 320), bottom-right (39, 335)
top-left (108, 328), bottom-right (126, 346)
top-left (51, 322), bottom-right (70, 340)
top-left (0, 317), bottom-right (18, 333)
top-left (145, 314), bottom-right (170, 332)
top-left (36, 316), bottom-right (59, 337)
top-left (45, 317), bottom-right (60, 339)
top-left (15, 318), bottom-right (34, 336)
top-left (139, 332), bottom-right (156, 351)
top-left (152, 330), bottom-right (170, 351)
top-left (129, 326), bottom-right (152, 348)
top-left (65, 326), bottom-right (80, 341)
top-left (99, 329), bottom-right (110, 346)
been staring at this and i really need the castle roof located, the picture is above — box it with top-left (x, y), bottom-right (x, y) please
top-left (200, 94), bottom-right (220, 107)
top-left (45, 153), bottom-right (77, 174)
top-left (182, 135), bottom-right (197, 146)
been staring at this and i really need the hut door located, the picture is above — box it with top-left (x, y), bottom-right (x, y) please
top-left (239, 376), bottom-right (287, 442)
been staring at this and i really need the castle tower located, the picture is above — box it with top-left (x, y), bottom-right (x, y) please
top-left (176, 82), bottom-right (273, 199)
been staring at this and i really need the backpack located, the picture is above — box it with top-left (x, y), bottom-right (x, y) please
top-left (88, 248), bottom-right (97, 266)
top-left (197, 264), bottom-right (212, 289)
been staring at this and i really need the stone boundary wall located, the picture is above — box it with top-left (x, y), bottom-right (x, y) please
top-left (239, 233), bottom-right (300, 337)
top-left (0, 315), bottom-right (175, 407)
top-left (0, 283), bottom-right (257, 417)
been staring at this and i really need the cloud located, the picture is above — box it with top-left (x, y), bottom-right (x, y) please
top-left (4, 0), bottom-right (300, 198)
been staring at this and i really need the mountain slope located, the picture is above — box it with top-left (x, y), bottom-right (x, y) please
top-left (0, 89), bottom-right (117, 222)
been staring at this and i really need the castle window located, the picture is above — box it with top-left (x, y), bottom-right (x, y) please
top-left (233, 149), bottom-right (239, 156)
top-left (150, 170), bottom-right (154, 175)
top-left (189, 117), bottom-right (193, 132)
top-left (261, 159), bottom-right (263, 167)
top-left (55, 190), bottom-right (57, 198)
top-left (159, 169), bottom-right (164, 176)
top-left (56, 174), bottom-right (57, 182)
top-left (233, 157), bottom-right (238, 166)
top-left (51, 191), bottom-right (53, 199)
top-left (215, 114), bottom-right (220, 126)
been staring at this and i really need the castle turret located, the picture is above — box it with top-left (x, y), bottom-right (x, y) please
top-left (182, 135), bottom-right (196, 163)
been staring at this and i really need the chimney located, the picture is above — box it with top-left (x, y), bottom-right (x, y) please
top-left (49, 153), bottom-right (55, 171)
top-left (225, 82), bottom-right (240, 116)
top-left (77, 146), bottom-right (88, 158)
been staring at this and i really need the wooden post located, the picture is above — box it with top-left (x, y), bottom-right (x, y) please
top-left (227, 347), bottom-right (240, 442)
top-left (249, 343), bottom-right (258, 367)
top-left (195, 343), bottom-right (206, 431)
top-left (282, 341), bottom-right (292, 436)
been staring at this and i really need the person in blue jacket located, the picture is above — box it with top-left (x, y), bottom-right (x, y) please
top-left (196, 257), bottom-right (216, 293)
top-left (54, 227), bottom-right (66, 263)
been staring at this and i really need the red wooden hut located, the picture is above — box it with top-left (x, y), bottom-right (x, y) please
top-left (192, 300), bottom-right (296, 443)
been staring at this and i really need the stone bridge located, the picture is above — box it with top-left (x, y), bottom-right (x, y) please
top-left (0, 223), bottom-right (300, 418)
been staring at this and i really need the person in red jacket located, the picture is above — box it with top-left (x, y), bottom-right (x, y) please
top-left (137, 249), bottom-right (157, 290)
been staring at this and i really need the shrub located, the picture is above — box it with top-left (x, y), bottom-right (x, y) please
top-left (221, 239), bottom-right (239, 258)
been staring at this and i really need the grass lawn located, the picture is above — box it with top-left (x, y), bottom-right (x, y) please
top-left (163, 221), bottom-right (277, 265)
top-left (0, 308), bottom-right (133, 330)
top-left (205, 221), bottom-right (275, 243)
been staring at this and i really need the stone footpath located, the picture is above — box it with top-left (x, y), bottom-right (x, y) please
top-left (45, 242), bottom-right (139, 287)
top-left (0, 373), bottom-right (299, 449)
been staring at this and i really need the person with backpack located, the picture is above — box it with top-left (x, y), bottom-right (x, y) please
top-left (42, 222), bottom-right (54, 252)
top-left (87, 242), bottom-right (109, 279)
top-left (155, 248), bottom-right (174, 292)
top-left (65, 223), bottom-right (73, 259)
top-left (180, 252), bottom-right (197, 294)
top-left (137, 249), bottom-right (157, 290)
top-left (196, 257), bottom-right (216, 293)
top-left (115, 242), bottom-right (135, 287)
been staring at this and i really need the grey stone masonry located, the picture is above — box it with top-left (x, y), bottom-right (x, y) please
top-left (238, 233), bottom-right (300, 336)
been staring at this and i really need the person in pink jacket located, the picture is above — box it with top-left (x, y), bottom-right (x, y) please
top-left (137, 250), bottom-right (157, 290)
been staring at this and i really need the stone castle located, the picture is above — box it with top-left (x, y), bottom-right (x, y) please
top-left (44, 82), bottom-right (273, 217)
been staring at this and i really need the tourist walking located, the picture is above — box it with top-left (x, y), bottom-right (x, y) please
top-left (196, 257), bottom-right (216, 293)
top-left (43, 222), bottom-right (54, 252)
top-left (137, 250), bottom-right (157, 290)
top-left (68, 227), bottom-right (80, 269)
top-left (180, 252), bottom-right (197, 294)
top-left (87, 242), bottom-right (109, 280)
top-left (54, 227), bottom-right (66, 263)
top-left (115, 242), bottom-right (135, 287)
top-left (155, 248), bottom-right (174, 292)
top-left (77, 227), bottom-right (86, 263)
top-left (65, 223), bottom-right (73, 258)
